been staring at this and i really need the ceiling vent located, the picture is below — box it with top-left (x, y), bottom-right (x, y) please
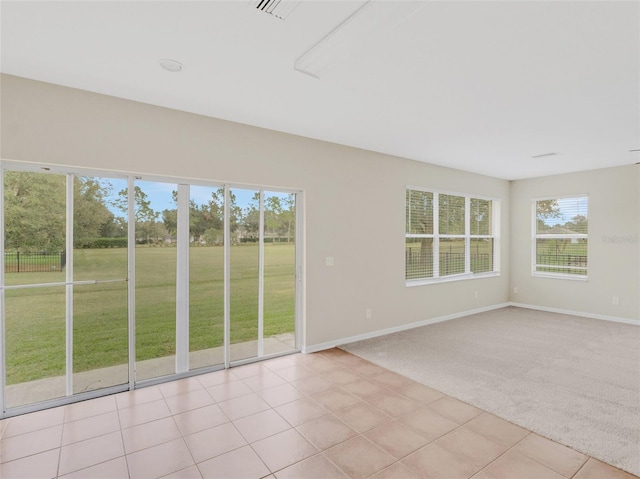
top-left (531, 152), bottom-right (561, 159)
top-left (250, 0), bottom-right (301, 20)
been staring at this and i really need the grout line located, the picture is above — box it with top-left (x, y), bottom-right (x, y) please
top-left (8, 349), bottom-right (637, 479)
top-left (474, 431), bottom-right (533, 477)
top-left (570, 457), bottom-right (591, 479)
top-left (55, 441), bottom-right (63, 479)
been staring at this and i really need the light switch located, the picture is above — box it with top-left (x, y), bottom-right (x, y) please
top-left (326, 256), bottom-right (334, 267)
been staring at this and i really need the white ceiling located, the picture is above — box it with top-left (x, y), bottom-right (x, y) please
top-left (1, 1), bottom-right (639, 180)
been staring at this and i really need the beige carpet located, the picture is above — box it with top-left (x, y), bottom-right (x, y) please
top-left (340, 306), bottom-right (640, 476)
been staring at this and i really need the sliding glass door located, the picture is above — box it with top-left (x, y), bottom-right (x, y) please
top-left (189, 186), bottom-right (225, 370)
top-left (72, 175), bottom-right (129, 394)
top-left (227, 189), bottom-right (297, 364)
top-left (263, 192), bottom-right (296, 356)
top-left (134, 180), bottom-right (178, 381)
top-left (1, 163), bottom-right (300, 416)
top-left (229, 188), bottom-right (260, 362)
top-left (2, 170), bottom-right (130, 408)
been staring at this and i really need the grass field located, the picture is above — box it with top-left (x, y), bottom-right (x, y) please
top-left (4, 244), bottom-right (296, 385)
top-left (536, 239), bottom-right (588, 275)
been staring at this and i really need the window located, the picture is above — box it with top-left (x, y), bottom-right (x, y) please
top-left (534, 196), bottom-right (588, 278)
top-left (406, 188), bottom-right (499, 284)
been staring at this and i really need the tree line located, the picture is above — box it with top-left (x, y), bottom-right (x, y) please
top-left (3, 172), bottom-right (295, 252)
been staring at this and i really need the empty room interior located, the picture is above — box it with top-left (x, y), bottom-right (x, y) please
top-left (0, 1), bottom-right (639, 479)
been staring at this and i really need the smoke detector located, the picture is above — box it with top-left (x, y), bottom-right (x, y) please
top-left (159, 59), bottom-right (183, 73)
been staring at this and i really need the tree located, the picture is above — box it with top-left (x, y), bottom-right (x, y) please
top-left (99, 215), bottom-right (127, 238)
top-left (536, 199), bottom-right (561, 232)
top-left (115, 186), bottom-right (159, 243)
top-left (203, 227), bottom-right (224, 246)
top-left (470, 198), bottom-right (491, 235)
top-left (73, 177), bottom-right (114, 247)
top-left (242, 193), bottom-right (260, 239)
top-left (115, 186), bottom-right (158, 223)
top-left (406, 190), bottom-right (433, 256)
top-left (162, 208), bottom-right (177, 238)
top-left (282, 194), bottom-right (295, 242)
top-left (4, 171), bottom-right (66, 252)
top-left (208, 188), bottom-right (240, 242)
top-left (439, 194), bottom-right (465, 235)
top-left (4, 172), bottom-right (115, 251)
top-left (564, 215), bottom-right (588, 234)
top-left (265, 196), bottom-right (282, 236)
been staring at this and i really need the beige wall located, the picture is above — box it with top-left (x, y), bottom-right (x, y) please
top-left (0, 74), bottom-right (511, 348)
top-left (510, 166), bottom-right (640, 321)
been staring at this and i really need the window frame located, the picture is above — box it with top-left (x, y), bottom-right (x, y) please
top-left (531, 195), bottom-right (588, 281)
top-left (406, 186), bottom-right (500, 286)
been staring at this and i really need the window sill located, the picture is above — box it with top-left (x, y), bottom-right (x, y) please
top-left (532, 272), bottom-right (588, 282)
top-left (406, 271), bottom-right (500, 287)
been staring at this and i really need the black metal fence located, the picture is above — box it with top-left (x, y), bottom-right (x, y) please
top-left (406, 250), bottom-right (492, 276)
top-left (536, 254), bottom-right (587, 268)
top-left (536, 254), bottom-right (587, 275)
top-left (4, 251), bottom-right (66, 273)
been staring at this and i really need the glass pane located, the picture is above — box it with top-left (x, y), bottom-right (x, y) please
top-left (4, 287), bottom-right (66, 408)
top-left (230, 188), bottom-right (259, 362)
top-left (263, 192), bottom-right (296, 355)
top-left (470, 198), bottom-right (492, 236)
top-left (439, 238), bottom-right (466, 276)
top-left (439, 194), bottom-right (465, 235)
top-left (74, 176), bottom-right (128, 281)
top-left (406, 190), bottom-right (433, 234)
top-left (73, 282), bottom-right (128, 393)
top-left (134, 180), bottom-right (177, 380)
top-left (536, 238), bottom-right (588, 275)
top-left (406, 237), bottom-right (433, 279)
top-left (4, 171), bottom-right (66, 285)
top-left (536, 197), bottom-right (588, 234)
top-left (189, 186), bottom-right (225, 370)
top-left (471, 238), bottom-right (493, 273)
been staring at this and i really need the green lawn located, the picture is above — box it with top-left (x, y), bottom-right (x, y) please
top-left (4, 244), bottom-right (296, 384)
top-left (535, 239), bottom-right (588, 275)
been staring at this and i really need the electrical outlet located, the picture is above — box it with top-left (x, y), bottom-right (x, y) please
top-left (365, 308), bottom-right (372, 319)
top-left (612, 296), bottom-right (620, 306)
top-left (474, 291), bottom-right (479, 299)
top-left (513, 287), bottom-right (519, 294)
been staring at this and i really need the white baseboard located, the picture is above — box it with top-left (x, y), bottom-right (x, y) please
top-left (509, 302), bottom-right (640, 326)
top-left (301, 301), bottom-right (639, 354)
top-left (302, 302), bottom-right (511, 354)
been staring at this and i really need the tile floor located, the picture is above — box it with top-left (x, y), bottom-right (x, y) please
top-left (0, 348), bottom-right (637, 479)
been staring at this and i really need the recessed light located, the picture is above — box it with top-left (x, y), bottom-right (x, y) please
top-left (159, 59), bottom-right (183, 73)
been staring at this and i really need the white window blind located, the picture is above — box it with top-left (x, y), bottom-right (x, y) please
top-left (406, 190), bottom-right (434, 279)
top-left (406, 188), bottom-right (499, 283)
top-left (534, 196), bottom-right (588, 277)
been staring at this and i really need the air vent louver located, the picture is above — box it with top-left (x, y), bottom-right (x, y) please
top-left (251, 0), bottom-right (301, 20)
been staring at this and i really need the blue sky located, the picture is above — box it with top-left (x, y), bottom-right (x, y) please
top-left (542, 197), bottom-right (588, 226)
